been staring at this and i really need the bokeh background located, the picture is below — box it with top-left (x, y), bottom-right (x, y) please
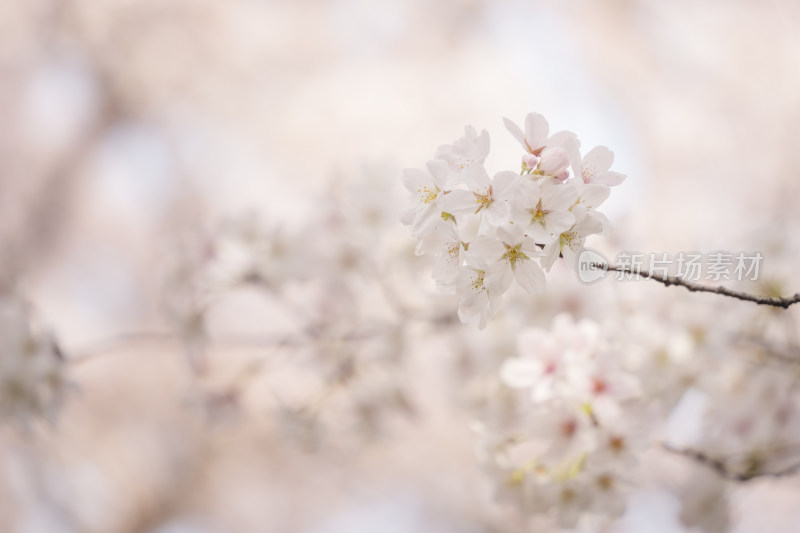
top-left (2, 0), bottom-right (800, 532)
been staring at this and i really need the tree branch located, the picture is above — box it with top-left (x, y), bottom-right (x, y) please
top-left (595, 264), bottom-right (800, 309)
top-left (661, 442), bottom-right (800, 481)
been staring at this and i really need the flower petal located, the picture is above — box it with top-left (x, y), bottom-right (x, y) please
top-left (513, 258), bottom-right (546, 294)
top-left (595, 171), bottom-right (626, 187)
top-left (544, 209), bottom-right (576, 236)
top-left (503, 117), bottom-right (525, 146)
top-left (578, 184), bottom-right (611, 209)
top-left (441, 189), bottom-right (478, 215)
top-left (467, 237), bottom-right (505, 264)
top-left (542, 179), bottom-right (578, 210)
top-left (426, 158), bottom-right (453, 188)
top-left (541, 240), bottom-right (560, 271)
top-left (583, 146), bottom-right (614, 175)
top-left (491, 170), bottom-right (520, 199)
top-left (524, 112), bottom-right (549, 152)
top-left (402, 167), bottom-right (433, 195)
top-left (462, 164), bottom-right (492, 191)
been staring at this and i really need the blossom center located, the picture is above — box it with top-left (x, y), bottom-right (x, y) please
top-left (417, 185), bottom-right (439, 204)
top-left (472, 270), bottom-right (487, 292)
top-left (502, 244), bottom-right (529, 270)
top-left (447, 243), bottom-right (460, 260)
top-left (529, 199), bottom-right (547, 225)
top-left (473, 186), bottom-right (494, 213)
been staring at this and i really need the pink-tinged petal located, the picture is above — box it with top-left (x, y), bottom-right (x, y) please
top-left (548, 130), bottom-right (581, 170)
top-left (491, 170), bottom-right (520, 199)
top-left (544, 209), bottom-right (575, 236)
top-left (462, 164), bottom-right (491, 191)
top-left (538, 147), bottom-right (570, 176)
top-left (522, 153), bottom-right (539, 170)
top-left (578, 184), bottom-right (610, 209)
top-left (595, 171), bottom-right (626, 186)
top-left (441, 189), bottom-right (478, 215)
top-left (553, 170), bottom-right (569, 182)
top-left (524, 113), bottom-right (549, 152)
top-left (513, 258), bottom-right (546, 294)
top-left (503, 117), bottom-right (525, 146)
top-left (542, 179), bottom-right (578, 210)
top-left (583, 146), bottom-right (614, 175)
top-left (467, 237), bottom-right (505, 263)
top-left (426, 158), bottom-right (452, 188)
top-left (500, 358), bottom-right (540, 388)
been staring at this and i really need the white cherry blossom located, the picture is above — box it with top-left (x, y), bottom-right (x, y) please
top-left (417, 219), bottom-right (472, 286)
top-left (503, 112), bottom-right (580, 179)
top-left (574, 145), bottom-right (626, 187)
top-left (400, 159), bottom-right (454, 238)
top-left (511, 177), bottom-right (578, 244)
top-left (541, 213), bottom-right (605, 272)
top-left (403, 112), bottom-right (625, 328)
top-left (435, 125), bottom-right (490, 173)
top-left (441, 166), bottom-right (519, 228)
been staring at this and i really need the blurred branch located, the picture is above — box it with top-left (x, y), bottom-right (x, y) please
top-left (597, 264), bottom-right (800, 309)
top-left (66, 327), bottom-right (393, 365)
top-left (662, 442), bottom-right (800, 482)
top-left (734, 336), bottom-right (800, 366)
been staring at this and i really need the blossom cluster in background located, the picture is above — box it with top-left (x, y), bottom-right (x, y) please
top-left (402, 113), bottom-right (625, 328)
top-left (475, 303), bottom-right (800, 529)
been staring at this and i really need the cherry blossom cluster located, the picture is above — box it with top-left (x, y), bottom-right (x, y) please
top-left (469, 299), bottom-right (800, 530)
top-left (476, 314), bottom-right (644, 527)
top-left (401, 113), bottom-right (625, 328)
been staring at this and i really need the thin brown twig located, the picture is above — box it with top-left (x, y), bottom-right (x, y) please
top-left (661, 442), bottom-right (800, 482)
top-left (593, 263), bottom-right (800, 309)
